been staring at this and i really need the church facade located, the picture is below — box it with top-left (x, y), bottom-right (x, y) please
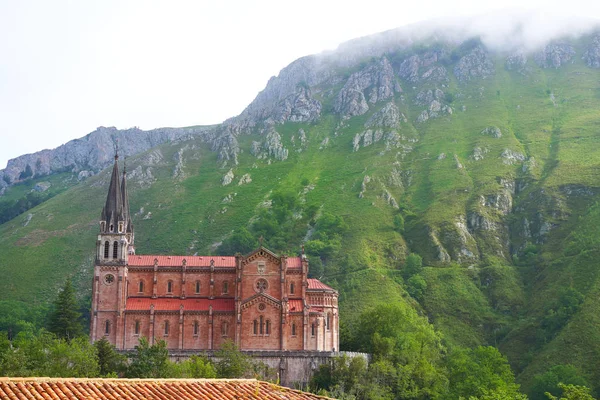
top-left (90, 156), bottom-right (339, 352)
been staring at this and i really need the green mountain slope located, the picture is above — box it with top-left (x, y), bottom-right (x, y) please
top-left (2, 31), bottom-right (600, 394)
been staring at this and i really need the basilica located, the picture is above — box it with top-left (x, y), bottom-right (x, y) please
top-left (90, 155), bottom-right (339, 352)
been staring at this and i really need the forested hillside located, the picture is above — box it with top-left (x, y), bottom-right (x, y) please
top-left (2, 25), bottom-right (600, 398)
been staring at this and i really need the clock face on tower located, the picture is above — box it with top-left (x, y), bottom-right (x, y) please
top-left (104, 274), bottom-right (115, 285)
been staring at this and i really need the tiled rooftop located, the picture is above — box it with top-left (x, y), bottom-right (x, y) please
top-left (0, 378), bottom-right (333, 400)
top-left (128, 255), bottom-right (237, 268)
top-left (288, 299), bottom-right (304, 312)
top-left (286, 257), bottom-right (302, 268)
top-left (307, 279), bottom-right (335, 291)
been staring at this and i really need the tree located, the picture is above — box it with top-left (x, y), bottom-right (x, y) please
top-left (403, 253), bottom-right (423, 278)
top-left (217, 227), bottom-right (258, 255)
top-left (406, 274), bottom-right (427, 301)
top-left (215, 340), bottom-right (253, 378)
top-left (446, 346), bottom-right (522, 399)
top-left (43, 336), bottom-right (100, 377)
top-left (546, 383), bottom-right (596, 400)
top-left (47, 279), bottom-right (84, 340)
top-left (126, 337), bottom-right (170, 378)
top-left (352, 304), bottom-right (447, 398)
top-left (530, 365), bottom-right (590, 400)
top-left (94, 337), bottom-right (126, 376)
top-left (393, 214), bottom-right (405, 233)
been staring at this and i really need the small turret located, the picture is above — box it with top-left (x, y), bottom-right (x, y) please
top-left (120, 160), bottom-right (135, 254)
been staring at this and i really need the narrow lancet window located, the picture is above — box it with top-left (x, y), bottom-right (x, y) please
top-left (113, 241), bottom-right (118, 259)
top-left (104, 241), bottom-right (109, 258)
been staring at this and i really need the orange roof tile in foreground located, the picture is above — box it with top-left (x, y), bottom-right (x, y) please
top-left (0, 378), bottom-right (333, 400)
top-left (126, 297), bottom-right (234, 312)
top-left (128, 255), bottom-right (237, 268)
top-left (307, 279), bottom-right (335, 291)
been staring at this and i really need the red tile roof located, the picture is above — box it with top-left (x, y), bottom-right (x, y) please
top-left (128, 255), bottom-right (237, 268)
top-left (127, 297), bottom-right (234, 312)
top-left (287, 257), bottom-right (302, 268)
top-left (307, 279), bottom-right (335, 291)
top-left (0, 378), bottom-right (332, 400)
top-left (289, 299), bottom-right (304, 312)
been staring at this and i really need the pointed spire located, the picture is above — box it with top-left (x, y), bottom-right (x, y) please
top-left (121, 157), bottom-right (133, 234)
top-left (100, 153), bottom-right (123, 232)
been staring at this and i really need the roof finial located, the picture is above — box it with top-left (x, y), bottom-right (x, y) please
top-left (112, 136), bottom-right (119, 161)
top-left (259, 236), bottom-right (264, 247)
top-left (123, 156), bottom-right (127, 174)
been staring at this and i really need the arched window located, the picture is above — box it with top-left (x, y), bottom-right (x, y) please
top-left (223, 281), bottom-right (229, 294)
top-left (292, 323), bottom-right (297, 336)
top-left (110, 224), bottom-right (114, 232)
top-left (104, 320), bottom-right (110, 335)
top-left (104, 241), bottom-right (110, 258)
top-left (167, 281), bottom-right (173, 293)
top-left (290, 282), bottom-right (295, 294)
top-left (259, 316), bottom-right (264, 335)
top-left (222, 322), bottom-right (228, 337)
top-left (266, 320), bottom-right (271, 335)
top-left (253, 320), bottom-right (258, 335)
top-left (164, 321), bottom-right (170, 336)
top-left (113, 241), bottom-right (118, 259)
top-left (327, 313), bottom-right (331, 331)
top-left (138, 281), bottom-right (144, 293)
top-left (311, 323), bottom-right (315, 337)
top-left (195, 281), bottom-right (201, 294)
top-left (134, 321), bottom-right (140, 335)
top-left (193, 321), bottom-right (199, 336)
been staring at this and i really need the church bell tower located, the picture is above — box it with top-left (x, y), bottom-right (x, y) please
top-left (91, 152), bottom-right (134, 347)
top-left (96, 153), bottom-right (135, 264)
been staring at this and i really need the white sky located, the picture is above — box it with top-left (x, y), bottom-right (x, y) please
top-left (1, 0), bottom-right (599, 169)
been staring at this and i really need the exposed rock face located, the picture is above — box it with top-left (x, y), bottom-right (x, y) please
top-left (232, 56), bottom-right (333, 130)
top-left (454, 45), bottom-right (495, 82)
top-left (353, 129), bottom-right (412, 153)
top-left (472, 146), bottom-right (489, 161)
top-left (251, 129), bottom-right (288, 161)
top-left (365, 102), bottom-right (402, 128)
top-left (33, 182), bottom-right (51, 192)
top-left (221, 169), bottom-right (235, 186)
top-left (583, 35), bottom-right (600, 68)
top-left (128, 166), bottom-right (156, 188)
top-left (1, 126), bottom-right (206, 187)
top-left (535, 42), bottom-right (576, 68)
top-left (207, 126), bottom-right (240, 165)
top-left (500, 149), bottom-right (526, 165)
top-left (172, 147), bottom-right (186, 180)
top-left (238, 174), bottom-right (252, 185)
top-left (382, 189), bottom-right (399, 209)
top-left (415, 88), bottom-right (445, 106)
top-left (266, 86), bottom-right (322, 124)
top-left (414, 89), bottom-right (452, 122)
top-left (335, 57), bottom-right (401, 118)
top-left (358, 175), bottom-right (370, 198)
top-left (505, 51), bottom-right (528, 73)
top-left (397, 51), bottom-right (449, 83)
top-left (481, 126), bottom-right (502, 138)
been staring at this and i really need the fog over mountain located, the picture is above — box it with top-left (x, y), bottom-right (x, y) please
top-left (1, 10), bottom-right (599, 194)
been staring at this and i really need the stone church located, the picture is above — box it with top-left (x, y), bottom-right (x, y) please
top-left (90, 155), bottom-right (339, 352)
